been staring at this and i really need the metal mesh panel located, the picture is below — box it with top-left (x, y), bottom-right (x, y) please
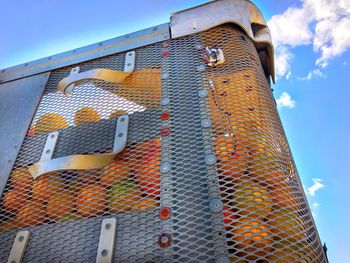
top-left (0, 24), bottom-right (325, 262)
top-left (199, 25), bottom-right (326, 262)
top-left (0, 43), bottom-right (164, 263)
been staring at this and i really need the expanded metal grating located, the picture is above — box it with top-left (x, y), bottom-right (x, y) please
top-left (0, 25), bottom-right (326, 262)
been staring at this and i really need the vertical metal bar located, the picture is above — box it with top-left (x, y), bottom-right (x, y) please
top-left (7, 231), bottom-right (30, 263)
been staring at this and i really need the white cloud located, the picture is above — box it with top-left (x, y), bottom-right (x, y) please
top-left (306, 178), bottom-right (325, 196)
top-left (298, 68), bottom-right (327, 80)
top-left (274, 46), bottom-right (294, 79)
top-left (267, 0), bottom-right (350, 77)
top-left (276, 92), bottom-right (296, 109)
top-left (312, 202), bottom-right (321, 209)
top-left (268, 6), bottom-right (313, 47)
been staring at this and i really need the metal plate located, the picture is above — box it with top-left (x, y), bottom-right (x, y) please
top-left (0, 73), bottom-right (49, 197)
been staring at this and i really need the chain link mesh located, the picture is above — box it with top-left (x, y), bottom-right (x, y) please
top-left (0, 25), bottom-right (325, 262)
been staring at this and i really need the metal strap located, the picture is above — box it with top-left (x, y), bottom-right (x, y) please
top-left (96, 218), bottom-right (117, 263)
top-left (28, 115), bottom-right (129, 179)
top-left (7, 231), bottom-right (30, 263)
top-left (65, 66), bottom-right (80, 94)
top-left (40, 131), bottom-right (59, 162)
top-left (58, 51), bottom-right (135, 95)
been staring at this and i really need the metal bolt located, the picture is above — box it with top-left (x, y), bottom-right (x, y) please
top-left (46, 150), bottom-right (50, 154)
top-left (201, 119), bottom-right (212, 128)
top-left (161, 235), bottom-right (169, 243)
top-left (101, 249), bottom-right (108, 257)
top-left (162, 42), bottom-right (169, 48)
top-left (158, 233), bottom-right (172, 248)
top-left (160, 162), bottom-right (171, 173)
top-left (209, 198), bottom-right (223, 213)
top-left (105, 223), bottom-right (111, 230)
top-left (18, 236), bottom-right (24, 242)
top-left (196, 64), bottom-right (206, 72)
top-left (160, 127), bottom-right (170, 137)
top-left (195, 44), bottom-right (202, 50)
top-left (198, 89), bottom-right (208, 98)
top-left (205, 154), bottom-right (216, 165)
top-left (127, 63), bottom-right (131, 67)
top-left (120, 117), bottom-right (125, 122)
top-left (118, 133), bottom-right (123, 137)
top-left (161, 72), bottom-right (169, 80)
top-left (161, 98), bottom-right (170, 106)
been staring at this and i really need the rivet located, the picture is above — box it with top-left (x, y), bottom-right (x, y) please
top-left (162, 42), bottom-right (169, 48)
top-left (160, 162), bottom-right (171, 173)
top-left (50, 134), bottom-right (55, 139)
top-left (198, 89), bottom-right (208, 98)
top-left (195, 44), bottom-right (202, 50)
top-left (158, 233), bottom-right (172, 248)
top-left (118, 133), bottom-right (123, 137)
top-left (162, 50), bottom-right (169, 58)
top-left (205, 154), bottom-right (216, 165)
top-left (209, 198), bottom-right (223, 213)
top-left (18, 236), bottom-right (24, 242)
top-left (161, 98), bottom-right (170, 106)
top-left (160, 112), bottom-right (170, 121)
top-left (101, 249), bottom-right (108, 257)
top-left (161, 72), bottom-right (169, 79)
top-left (10, 260), bottom-right (16, 263)
top-left (120, 117), bottom-right (125, 122)
top-left (196, 64), bottom-right (206, 72)
top-left (159, 207), bottom-right (171, 220)
top-left (160, 127), bottom-right (170, 137)
top-left (127, 63), bottom-right (131, 66)
top-left (128, 52), bottom-right (132, 56)
top-left (105, 223), bottom-right (111, 230)
top-left (46, 150), bottom-right (50, 154)
top-left (201, 119), bottom-right (212, 128)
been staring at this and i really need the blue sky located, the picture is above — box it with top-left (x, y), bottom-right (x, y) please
top-left (1, 0), bottom-right (349, 262)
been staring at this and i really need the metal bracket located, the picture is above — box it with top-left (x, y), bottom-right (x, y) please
top-left (124, 51), bottom-right (135, 72)
top-left (7, 230), bottom-right (30, 263)
top-left (40, 131), bottom-right (59, 162)
top-left (96, 218), bottom-right (117, 263)
top-left (28, 115), bottom-right (129, 179)
top-left (65, 66), bottom-right (80, 94)
top-left (57, 51), bottom-right (136, 95)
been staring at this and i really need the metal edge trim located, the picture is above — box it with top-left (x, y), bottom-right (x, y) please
top-left (0, 23), bottom-right (169, 84)
top-left (170, 0), bottom-right (275, 83)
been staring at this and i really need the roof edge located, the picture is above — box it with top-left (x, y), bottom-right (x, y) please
top-left (170, 0), bottom-right (275, 83)
top-left (0, 23), bottom-right (169, 84)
